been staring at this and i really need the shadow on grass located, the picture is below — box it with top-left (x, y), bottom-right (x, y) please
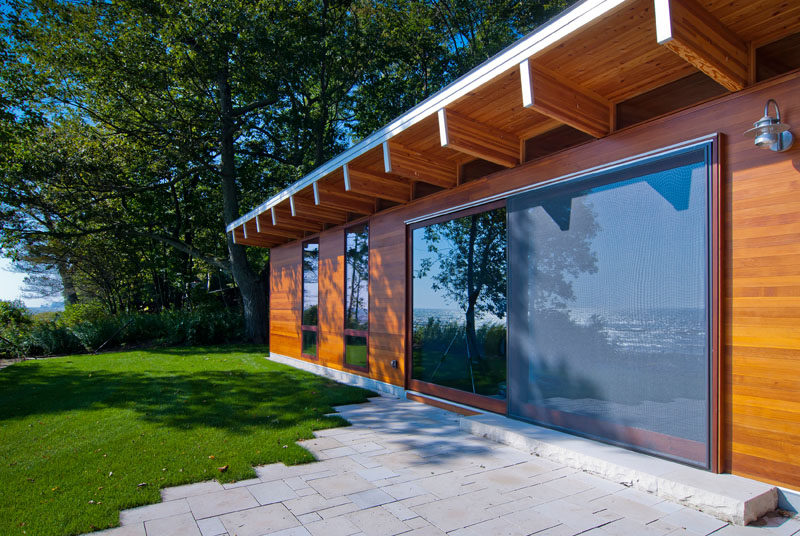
top-left (135, 344), bottom-right (267, 356)
top-left (0, 361), bottom-right (375, 435)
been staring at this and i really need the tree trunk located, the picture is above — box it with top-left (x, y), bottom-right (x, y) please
top-left (465, 215), bottom-right (481, 362)
top-left (57, 261), bottom-right (79, 306)
top-left (218, 60), bottom-right (267, 343)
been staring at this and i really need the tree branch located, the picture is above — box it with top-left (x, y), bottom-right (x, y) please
top-left (232, 97), bottom-right (279, 118)
top-left (138, 232), bottom-right (232, 274)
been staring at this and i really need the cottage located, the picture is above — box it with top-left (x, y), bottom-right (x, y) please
top-left (227, 0), bottom-right (800, 505)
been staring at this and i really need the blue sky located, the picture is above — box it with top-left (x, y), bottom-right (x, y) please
top-left (0, 258), bottom-right (27, 302)
top-left (0, 258), bottom-right (53, 306)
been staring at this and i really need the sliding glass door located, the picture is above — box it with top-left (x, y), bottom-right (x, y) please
top-left (410, 203), bottom-right (507, 412)
top-left (507, 144), bottom-right (712, 467)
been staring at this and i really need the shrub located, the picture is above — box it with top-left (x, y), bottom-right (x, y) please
top-left (155, 309), bottom-right (244, 346)
top-left (70, 316), bottom-right (123, 352)
top-left (26, 321), bottom-right (82, 356)
top-left (4, 302), bottom-right (248, 357)
top-left (0, 300), bottom-right (33, 358)
top-left (57, 302), bottom-right (106, 328)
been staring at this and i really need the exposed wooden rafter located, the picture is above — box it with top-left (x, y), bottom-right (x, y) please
top-left (343, 165), bottom-right (412, 204)
top-left (519, 59), bottom-right (612, 138)
top-left (234, 224), bottom-right (281, 248)
top-left (314, 182), bottom-right (376, 215)
top-left (438, 108), bottom-right (519, 168)
top-left (383, 142), bottom-right (458, 188)
top-left (253, 214), bottom-right (305, 240)
top-left (655, 0), bottom-right (748, 92)
top-left (272, 205), bottom-right (324, 232)
top-left (250, 232), bottom-right (293, 245)
top-left (290, 196), bottom-right (348, 225)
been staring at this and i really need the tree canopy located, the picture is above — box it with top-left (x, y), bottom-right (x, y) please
top-left (1, 0), bottom-right (575, 341)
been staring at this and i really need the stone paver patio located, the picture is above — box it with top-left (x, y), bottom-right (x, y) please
top-left (97, 396), bottom-right (799, 536)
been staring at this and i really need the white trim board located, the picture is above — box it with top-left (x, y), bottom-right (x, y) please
top-left (268, 353), bottom-right (405, 398)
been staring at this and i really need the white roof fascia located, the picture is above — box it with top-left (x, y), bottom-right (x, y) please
top-left (226, 0), bottom-right (625, 232)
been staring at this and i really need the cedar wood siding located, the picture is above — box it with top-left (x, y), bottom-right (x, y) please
top-left (268, 70), bottom-right (800, 489)
top-left (269, 241), bottom-right (301, 358)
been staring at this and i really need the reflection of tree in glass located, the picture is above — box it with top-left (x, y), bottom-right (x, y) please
top-left (302, 243), bottom-right (318, 326)
top-left (529, 198), bottom-right (599, 311)
top-left (417, 208), bottom-right (506, 361)
top-left (302, 305), bottom-right (318, 326)
top-left (345, 227), bottom-right (369, 331)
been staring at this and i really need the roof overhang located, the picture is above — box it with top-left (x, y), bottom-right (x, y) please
top-left (228, 0), bottom-right (800, 247)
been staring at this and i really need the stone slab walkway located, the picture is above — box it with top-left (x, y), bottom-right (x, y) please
top-left (97, 396), bottom-right (800, 536)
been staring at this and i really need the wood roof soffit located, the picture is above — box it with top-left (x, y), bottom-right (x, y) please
top-left (655, 0), bottom-right (748, 91)
top-left (290, 195), bottom-right (349, 224)
top-left (343, 165), bottom-right (412, 204)
top-left (437, 108), bottom-right (520, 168)
top-left (520, 59), bottom-right (613, 138)
top-left (232, 224), bottom-right (281, 248)
top-left (382, 142), bottom-right (458, 189)
top-left (313, 181), bottom-right (376, 215)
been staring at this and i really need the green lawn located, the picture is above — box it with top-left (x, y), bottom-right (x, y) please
top-left (0, 345), bottom-right (375, 536)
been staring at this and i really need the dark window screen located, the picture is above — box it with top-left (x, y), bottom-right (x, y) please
top-left (507, 145), bottom-right (711, 467)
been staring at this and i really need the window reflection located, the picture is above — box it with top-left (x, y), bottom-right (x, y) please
top-left (301, 240), bottom-right (319, 357)
top-left (507, 146), bottom-right (710, 467)
top-left (345, 225), bottom-right (369, 368)
top-left (412, 206), bottom-right (507, 399)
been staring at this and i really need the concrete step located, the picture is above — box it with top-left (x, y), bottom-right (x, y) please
top-left (460, 412), bottom-right (777, 526)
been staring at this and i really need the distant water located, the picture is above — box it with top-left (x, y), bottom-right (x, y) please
top-left (413, 307), bottom-right (706, 355)
top-left (569, 307), bottom-right (706, 355)
top-left (413, 308), bottom-right (503, 329)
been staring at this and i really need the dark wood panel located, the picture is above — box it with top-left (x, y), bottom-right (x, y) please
top-left (616, 72), bottom-right (727, 129)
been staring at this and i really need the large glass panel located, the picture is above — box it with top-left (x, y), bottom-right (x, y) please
top-left (345, 224), bottom-right (369, 368)
top-left (412, 206), bottom-right (507, 399)
top-left (507, 146), bottom-right (710, 467)
top-left (302, 240), bottom-right (319, 357)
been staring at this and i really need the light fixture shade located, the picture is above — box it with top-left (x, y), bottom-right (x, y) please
top-left (745, 99), bottom-right (793, 152)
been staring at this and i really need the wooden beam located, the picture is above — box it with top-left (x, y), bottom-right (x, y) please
top-left (253, 214), bottom-right (304, 239)
top-left (383, 142), bottom-right (457, 188)
top-left (655, 0), bottom-right (748, 92)
top-left (520, 59), bottom-right (612, 138)
top-left (344, 165), bottom-right (412, 204)
top-left (438, 109), bottom-right (519, 168)
top-left (314, 183), bottom-right (376, 215)
top-left (290, 197), bottom-right (348, 225)
top-left (272, 206), bottom-right (324, 232)
top-left (240, 235), bottom-right (282, 248)
top-left (234, 224), bottom-right (279, 248)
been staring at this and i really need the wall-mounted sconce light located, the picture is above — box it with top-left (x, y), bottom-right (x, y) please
top-left (745, 99), bottom-right (793, 152)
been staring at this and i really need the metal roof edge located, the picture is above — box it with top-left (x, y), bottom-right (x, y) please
top-left (227, 0), bottom-right (626, 233)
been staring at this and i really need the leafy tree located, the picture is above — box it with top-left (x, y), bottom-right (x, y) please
top-left (2, 0), bottom-right (578, 343)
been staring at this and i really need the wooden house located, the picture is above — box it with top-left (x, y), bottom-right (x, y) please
top-left (227, 0), bottom-right (800, 499)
